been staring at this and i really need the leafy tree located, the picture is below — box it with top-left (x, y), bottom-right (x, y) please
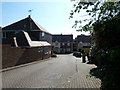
top-left (70, 0), bottom-right (120, 32)
top-left (70, 0), bottom-right (120, 89)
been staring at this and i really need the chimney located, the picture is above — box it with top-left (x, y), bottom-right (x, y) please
top-left (28, 15), bottom-right (31, 18)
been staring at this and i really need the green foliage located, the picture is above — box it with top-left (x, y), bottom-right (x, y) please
top-left (86, 74), bottom-right (92, 78)
top-left (90, 65), bottom-right (120, 89)
top-left (101, 66), bottom-right (120, 89)
top-left (70, 0), bottom-right (120, 32)
top-left (70, 1), bottom-right (120, 89)
top-left (90, 48), bottom-right (120, 67)
top-left (89, 45), bottom-right (120, 89)
top-left (90, 66), bottom-right (107, 79)
top-left (94, 14), bottom-right (120, 49)
top-left (51, 53), bottom-right (57, 57)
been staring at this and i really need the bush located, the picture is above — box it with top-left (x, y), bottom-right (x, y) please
top-left (90, 14), bottom-right (120, 89)
top-left (51, 54), bottom-right (57, 57)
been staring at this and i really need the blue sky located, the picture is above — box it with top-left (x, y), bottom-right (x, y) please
top-left (2, 1), bottom-right (90, 38)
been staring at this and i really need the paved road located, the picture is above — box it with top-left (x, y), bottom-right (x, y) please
top-left (2, 54), bottom-right (101, 88)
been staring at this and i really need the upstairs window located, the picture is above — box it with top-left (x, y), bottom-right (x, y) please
top-left (3, 32), bottom-right (6, 38)
top-left (42, 32), bottom-right (45, 39)
top-left (55, 41), bottom-right (59, 46)
top-left (67, 43), bottom-right (70, 46)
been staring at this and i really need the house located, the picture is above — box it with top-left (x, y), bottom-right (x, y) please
top-left (2, 15), bottom-right (52, 69)
top-left (73, 37), bottom-right (78, 51)
top-left (2, 15), bottom-right (52, 44)
top-left (0, 26), bottom-right (2, 40)
top-left (76, 34), bottom-right (92, 51)
top-left (52, 34), bottom-right (73, 54)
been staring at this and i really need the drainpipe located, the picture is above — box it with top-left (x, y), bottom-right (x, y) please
top-left (42, 47), bottom-right (44, 60)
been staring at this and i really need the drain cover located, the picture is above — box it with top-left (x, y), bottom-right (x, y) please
top-left (47, 73), bottom-right (62, 79)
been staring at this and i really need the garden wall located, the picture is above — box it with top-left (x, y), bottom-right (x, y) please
top-left (2, 45), bottom-right (51, 69)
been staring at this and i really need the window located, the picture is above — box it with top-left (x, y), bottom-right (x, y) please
top-left (3, 32), bottom-right (6, 38)
top-left (55, 41), bottom-right (58, 46)
top-left (55, 43), bottom-right (58, 46)
top-left (14, 31), bottom-right (19, 34)
top-left (38, 48), bottom-right (43, 52)
top-left (44, 47), bottom-right (49, 54)
top-left (67, 43), bottom-right (70, 46)
top-left (67, 48), bottom-right (70, 52)
top-left (42, 32), bottom-right (45, 39)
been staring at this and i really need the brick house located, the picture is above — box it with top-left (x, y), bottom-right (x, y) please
top-left (2, 15), bottom-right (52, 44)
top-left (2, 15), bottom-right (52, 69)
top-left (52, 34), bottom-right (73, 54)
top-left (76, 34), bottom-right (92, 50)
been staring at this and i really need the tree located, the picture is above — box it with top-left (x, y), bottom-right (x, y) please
top-left (70, 0), bottom-right (120, 32)
top-left (70, 0), bottom-right (120, 89)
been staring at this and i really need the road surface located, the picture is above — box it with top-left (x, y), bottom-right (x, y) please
top-left (2, 54), bottom-right (101, 88)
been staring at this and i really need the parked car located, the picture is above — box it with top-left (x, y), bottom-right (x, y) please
top-left (73, 51), bottom-right (81, 57)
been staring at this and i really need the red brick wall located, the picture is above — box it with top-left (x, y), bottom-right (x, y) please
top-left (2, 45), bottom-right (51, 69)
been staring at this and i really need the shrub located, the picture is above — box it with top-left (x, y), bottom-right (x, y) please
top-left (51, 54), bottom-right (57, 57)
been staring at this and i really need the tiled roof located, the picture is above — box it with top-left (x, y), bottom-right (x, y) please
top-left (33, 21), bottom-right (51, 34)
top-left (2, 15), bottom-right (51, 34)
top-left (2, 31), bottom-right (51, 47)
top-left (77, 34), bottom-right (91, 43)
top-left (52, 34), bottom-right (73, 42)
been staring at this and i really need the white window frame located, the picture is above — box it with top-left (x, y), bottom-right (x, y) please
top-left (67, 43), bottom-right (70, 46)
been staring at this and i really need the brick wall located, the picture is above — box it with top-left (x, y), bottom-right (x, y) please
top-left (2, 45), bottom-right (51, 69)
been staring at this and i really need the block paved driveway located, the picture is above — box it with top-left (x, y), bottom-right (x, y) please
top-left (2, 54), bottom-right (101, 88)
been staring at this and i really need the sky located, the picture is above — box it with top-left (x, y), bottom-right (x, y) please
top-left (1, 0), bottom-right (90, 39)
